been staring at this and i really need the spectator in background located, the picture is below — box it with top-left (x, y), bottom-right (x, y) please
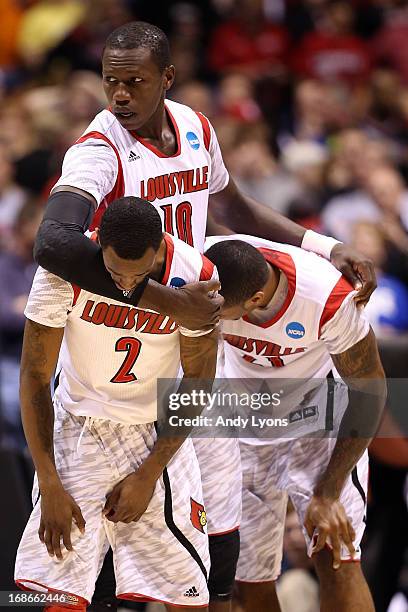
top-left (282, 139), bottom-right (328, 225)
top-left (322, 164), bottom-right (408, 240)
top-left (0, 102), bottom-right (53, 196)
top-left (16, 0), bottom-right (86, 71)
top-left (323, 164), bottom-right (408, 285)
top-left (278, 79), bottom-right (332, 146)
top-left (0, 201), bottom-right (41, 450)
top-left (325, 128), bottom-right (391, 194)
top-left (373, 0), bottom-right (408, 86)
top-left (351, 221), bottom-right (408, 335)
top-left (292, 1), bottom-right (372, 84)
top-left (0, 144), bottom-right (27, 249)
top-left (218, 73), bottom-right (263, 122)
top-left (208, 0), bottom-right (289, 78)
top-left (173, 80), bottom-right (215, 119)
top-left (0, 0), bottom-right (22, 71)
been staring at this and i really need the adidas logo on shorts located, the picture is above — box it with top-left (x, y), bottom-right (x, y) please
top-left (128, 150), bottom-right (140, 162)
top-left (184, 586), bottom-right (199, 597)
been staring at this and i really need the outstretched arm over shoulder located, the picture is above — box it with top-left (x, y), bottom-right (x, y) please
top-left (209, 177), bottom-right (377, 305)
top-left (35, 187), bottom-right (222, 329)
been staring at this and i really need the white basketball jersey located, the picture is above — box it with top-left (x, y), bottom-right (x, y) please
top-left (205, 235), bottom-right (369, 435)
top-left (25, 234), bottom-right (217, 424)
top-left (54, 100), bottom-right (229, 252)
top-left (206, 234), bottom-right (369, 381)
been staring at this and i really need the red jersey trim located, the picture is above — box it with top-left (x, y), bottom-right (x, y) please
top-left (71, 284), bottom-right (81, 307)
top-left (242, 249), bottom-right (297, 328)
top-left (118, 592), bottom-right (207, 607)
top-left (208, 525), bottom-right (240, 536)
top-left (195, 112), bottom-right (211, 151)
top-left (75, 130), bottom-right (125, 230)
top-left (129, 102), bottom-right (181, 158)
top-left (16, 579), bottom-right (89, 607)
top-left (161, 233), bottom-right (175, 285)
top-left (318, 276), bottom-right (354, 337)
top-left (199, 254), bottom-right (214, 280)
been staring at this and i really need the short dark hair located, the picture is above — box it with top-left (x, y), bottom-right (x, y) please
top-left (99, 197), bottom-right (163, 259)
top-left (205, 240), bottom-right (269, 306)
top-left (104, 21), bottom-right (171, 72)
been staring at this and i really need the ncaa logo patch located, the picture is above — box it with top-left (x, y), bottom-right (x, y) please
top-left (186, 131), bottom-right (200, 150)
top-left (170, 276), bottom-right (186, 288)
top-left (286, 322), bottom-right (305, 339)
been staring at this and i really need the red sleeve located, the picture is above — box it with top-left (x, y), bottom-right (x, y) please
top-left (195, 112), bottom-right (211, 151)
top-left (199, 254), bottom-right (215, 280)
top-left (318, 276), bottom-right (354, 337)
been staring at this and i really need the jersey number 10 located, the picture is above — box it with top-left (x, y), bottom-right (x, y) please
top-left (160, 202), bottom-right (193, 246)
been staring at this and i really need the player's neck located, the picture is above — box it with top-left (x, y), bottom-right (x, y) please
top-left (149, 236), bottom-right (167, 283)
top-left (132, 99), bottom-right (176, 154)
top-left (257, 262), bottom-right (282, 308)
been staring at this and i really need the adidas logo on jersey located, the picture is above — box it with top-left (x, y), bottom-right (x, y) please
top-left (128, 150), bottom-right (140, 162)
top-left (184, 586), bottom-right (199, 597)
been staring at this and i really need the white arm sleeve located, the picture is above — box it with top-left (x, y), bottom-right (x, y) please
top-left (52, 139), bottom-right (118, 206)
top-left (24, 267), bottom-right (74, 328)
top-left (208, 121), bottom-right (230, 195)
top-left (320, 292), bottom-right (370, 355)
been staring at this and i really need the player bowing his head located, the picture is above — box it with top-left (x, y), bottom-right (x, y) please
top-left (205, 235), bottom-right (386, 612)
top-left (15, 198), bottom-right (219, 611)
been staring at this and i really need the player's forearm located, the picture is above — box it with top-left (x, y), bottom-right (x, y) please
top-left (20, 373), bottom-right (60, 489)
top-left (140, 332), bottom-right (218, 481)
top-left (318, 335), bottom-right (386, 498)
top-left (313, 430), bottom-right (373, 500)
top-left (138, 280), bottom-right (178, 315)
top-left (233, 192), bottom-right (305, 245)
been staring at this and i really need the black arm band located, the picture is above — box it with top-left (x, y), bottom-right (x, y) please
top-left (34, 192), bottom-right (149, 306)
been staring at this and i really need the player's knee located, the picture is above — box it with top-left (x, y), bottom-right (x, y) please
top-left (208, 530), bottom-right (240, 601)
top-left (314, 548), bottom-right (363, 584)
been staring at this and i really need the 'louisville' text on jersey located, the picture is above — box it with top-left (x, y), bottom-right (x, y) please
top-left (140, 166), bottom-right (209, 202)
top-left (81, 300), bottom-right (177, 334)
top-left (223, 333), bottom-right (306, 368)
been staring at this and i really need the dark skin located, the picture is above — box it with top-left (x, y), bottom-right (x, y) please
top-left (50, 46), bottom-right (376, 335)
top-left (20, 239), bottom-right (218, 561)
top-left (234, 331), bottom-right (384, 612)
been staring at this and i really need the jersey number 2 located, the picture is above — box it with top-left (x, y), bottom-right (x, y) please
top-left (110, 337), bottom-right (141, 383)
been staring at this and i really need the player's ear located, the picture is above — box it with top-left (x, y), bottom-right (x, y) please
top-left (245, 291), bottom-right (264, 310)
top-left (94, 228), bottom-right (100, 245)
top-left (163, 65), bottom-right (175, 91)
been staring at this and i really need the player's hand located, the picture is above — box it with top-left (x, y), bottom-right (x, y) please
top-left (171, 280), bottom-right (223, 331)
top-left (103, 471), bottom-right (156, 524)
top-left (304, 495), bottom-right (356, 570)
top-left (39, 484), bottom-right (85, 560)
top-left (330, 244), bottom-right (377, 307)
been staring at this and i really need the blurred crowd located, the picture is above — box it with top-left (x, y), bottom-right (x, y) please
top-left (0, 1), bottom-right (408, 611)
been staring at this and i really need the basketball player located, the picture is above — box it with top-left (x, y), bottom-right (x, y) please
top-left (15, 198), bottom-right (219, 611)
top-left (32, 21), bottom-right (376, 611)
top-left (204, 235), bottom-right (386, 612)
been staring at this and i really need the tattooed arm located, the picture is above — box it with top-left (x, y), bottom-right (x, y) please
top-left (20, 319), bottom-right (86, 558)
top-left (20, 319), bottom-right (64, 485)
top-left (103, 328), bottom-right (219, 523)
top-left (305, 328), bottom-right (386, 567)
top-left (316, 328), bottom-right (386, 498)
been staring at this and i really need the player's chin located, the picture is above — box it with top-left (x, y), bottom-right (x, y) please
top-left (114, 112), bottom-right (139, 129)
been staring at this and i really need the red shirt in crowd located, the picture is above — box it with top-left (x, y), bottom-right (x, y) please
top-left (292, 31), bottom-right (372, 83)
top-left (208, 20), bottom-right (289, 75)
